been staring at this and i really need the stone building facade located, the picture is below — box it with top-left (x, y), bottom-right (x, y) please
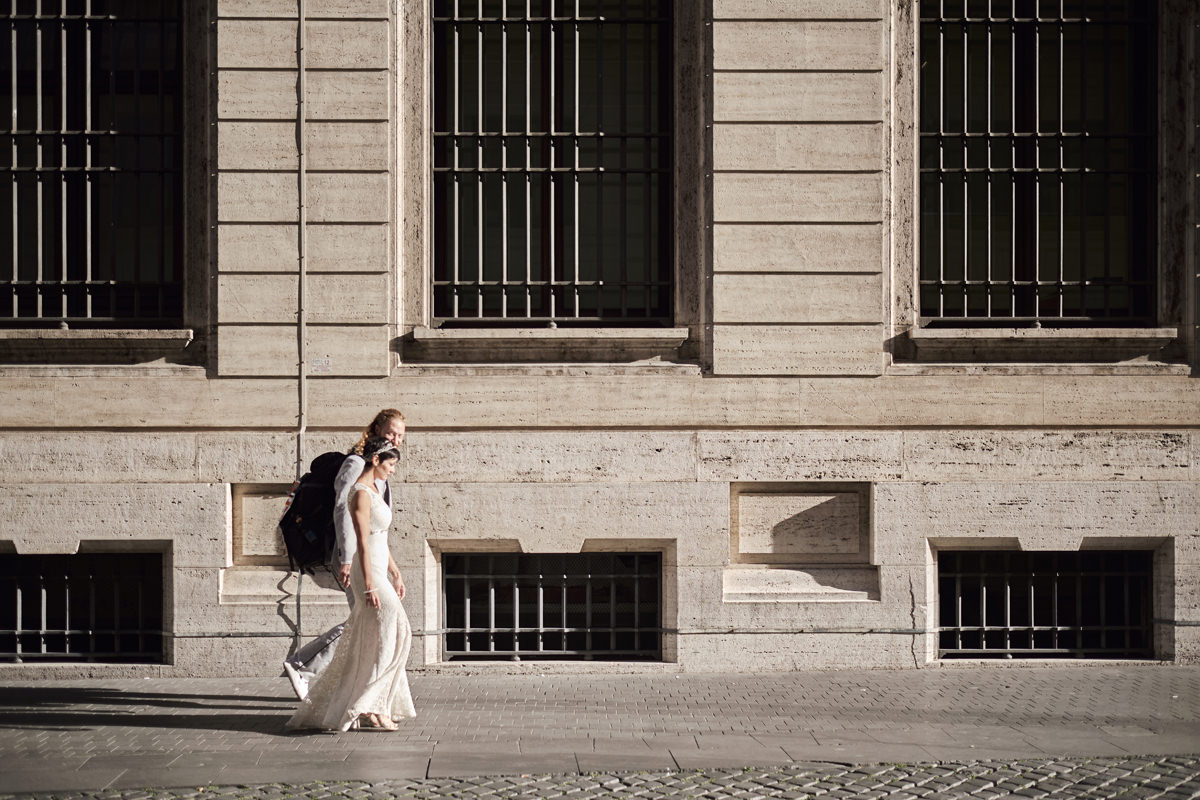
top-left (0, 0), bottom-right (1197, 675)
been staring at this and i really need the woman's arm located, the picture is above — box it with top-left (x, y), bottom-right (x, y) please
top-left (350, 487), bottom-right (379, 609)
top-left (386, 553), bottom-right (405, 600)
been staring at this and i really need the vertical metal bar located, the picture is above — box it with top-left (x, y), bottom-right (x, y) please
top-left (536, 570), bottom-right (544, 652)
top-left (35, 8), bottom-right (44, 320)
top-left (1010, 6), bottom-right (1016, 316)
top-left (985, 0), bottom-right (992, 317)
top-left (548, 5), bottom-right (556, 321)
top-left (14, 574), bottom-right (22, 661)
top-left (571, 1), bottom-right (579, 317)
top-left (83, 0), bottom-right (92, 319)
top-left (1075, 563), bottom-right (1083, 655)
top-left (39, 574), bottom-right (47, 656)
top-left (511, 572), bottom-right (519, 654)
top-left (632, 560), bottom-right (640, 653)
top-left (112, 580), bottom-right (120, 657)
top-left (58, 3), bottom-right (68, 321)
top-left (619, 1), bottom-right (627, 316)
top-left (642, 11), bottom-right (652, 317)
top-left (476, 5), bottom-right (484, 317)
top-left (488, 569), bottom-right (495, 652)
top-left (88, 568), bottom-right (95, 657)
top-left (1101, 11), bottom-right (1110, 315)
top-left (462, 567), bottom-right (470, 652)
top-left (584, 574), bottom-right (592, 654)
top-left (954, 571), bottom-right (962, 651)
top-left (937, 12), bottom-right (945, 317)
top-left (524, 2), bottom-right (532, 316)
top-left (1032, 4), bottom-right (1040, 321)
top-left (609, 573), bottom-right (616, 651)
top-left (1058, 1), bottom-right (1064, 317)
top-left (452, 17), bottom-right (460, 317)
top-left (980, 578), bottom-right (987, 652)
top-left (1077, 5), bottom-right (1086, 316)
top-left (1098, 561), bottom-right (1106, 652)
top-left (960, 10), bottom-right (968, 316)
top-left (9, 0), bottom-right (17, 318)
top-left (500, 0), bottom-right (508, 317)
top-left (1052, 553), bottom-right (1060, 651)
top-left (560, 573), bottom-right (567, 648)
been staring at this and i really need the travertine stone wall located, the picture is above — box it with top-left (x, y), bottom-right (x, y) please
top-left (711, 0), bottom-right (885, 376)
top-left (214, 0), bottom-right (393, 377)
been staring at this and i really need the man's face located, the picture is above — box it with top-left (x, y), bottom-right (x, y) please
top-left (381, 418), bottom-right (405, 446)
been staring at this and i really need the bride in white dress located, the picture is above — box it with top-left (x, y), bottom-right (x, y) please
top-left (287, 437), bottom-right (416, 732)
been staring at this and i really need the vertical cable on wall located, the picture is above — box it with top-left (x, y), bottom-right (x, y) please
top-left (293, 0), bottom-right (309, 650)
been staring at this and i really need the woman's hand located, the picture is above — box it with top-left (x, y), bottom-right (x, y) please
top-left (391, 572), bottom-right (406, 600)
top-left (363, 582), bottom-right (381, 609)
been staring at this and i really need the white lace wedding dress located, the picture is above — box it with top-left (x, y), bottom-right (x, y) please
top-left (287, 483), bottom-right (415, 731)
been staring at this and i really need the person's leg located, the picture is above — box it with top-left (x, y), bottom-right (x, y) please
top-left (283, 580), bottom-right (356, 699)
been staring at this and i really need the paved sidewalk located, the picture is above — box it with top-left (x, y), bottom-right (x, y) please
top-left (0, 666), bottom-right (1197, 796)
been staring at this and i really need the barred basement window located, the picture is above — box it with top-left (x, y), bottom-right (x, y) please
top-left (431, 1), bottom-right (673, 325)
top-left (918, 1), bottom-right (1156, 325)
top-left (937, 550), bottom-right (1153, 659)
top-left (1, 1), bottom-right (183, 327)
top-left (0, 553), bottom-right (165, 663)
top-left (443, 552), bottom-right (661, 660)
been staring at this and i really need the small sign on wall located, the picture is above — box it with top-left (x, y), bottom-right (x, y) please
top-left (309, 357), bottom-right (333, 374)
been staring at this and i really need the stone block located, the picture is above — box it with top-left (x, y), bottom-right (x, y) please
top-left (713, 223), bottom-right (881, 273)
top-left (12, 377), bottom-right (295, 429)
top-left (403, 431), bottom-right (697, 483)
top-left (699, 433), bottom-right (892, 483)
top-left (309, 173), bottom-right (390, 222)
top-left (714, 21), bottom-right (883, 71)
top-left (713, 124), bottom-right (882, 172)
top-left (1043, 378), bottom-right (1200, 427)
top-left (307, 20), bottom-right (389, 69)
top-left (197, 432), bottom-right (299, 483)
top-left (218, 274), bottom-right (297, 324)
top-left (873, 482), bottom-right (1200, 566)
top-left (309, 224), bottom-right (390, 271)
top-left (307, 70), bottom-right (390, 119)
top-left (901, 430), bottom-right (1193, 482)
top-left (218, 224), bottom-right (299, 272)
top-left (218, 121), bottom-right (296, 170)
top-left (234, 490), bottom-right (290, 561)
top-left (0, 484), bottom-right (227, 569)
top-left (395, 482), bottom-right (729, 567)
top-left (735, 492), bottom-right (864, 559)
top-left (713, 72), bottom-right (882, 122)
top-left (714, 173), bottom-right (881, 223)
top-left (218, 172), bottom-right (298, 222)
top-left (308, 377), bottom-right (542, 428)
top-left (0, 433), bottom-right (198, 483)
top-left (218, 70), bottom-right (296, 119)
top-left (218, 20), bottom-right (296, 69)
top-left (713, 273), bottom-right (881, 324)
top-left (674, 631), bottom-right (915, 671)
top-left (308, 122), bottom-right (389, 171)
top-left (218, 0), bottom-right (390, 16)
top-left (711, 325), bottom-right (884, 376)
top-left (217, 324), bottom-right (390, 376)
top-left (721, 565), bottom-right (880, 602)
top-left (713, 0), bottom-right (884, 18)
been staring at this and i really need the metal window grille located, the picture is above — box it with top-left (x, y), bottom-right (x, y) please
top-left (442, 552), bottom-right (661, 660)
top-left (918, 0), bottom-right (1156, 325)
top-left (1, 0), bottom-right (183, 328)
top-left (0, 553), bottom-right (165, 663)
top-left (937, 550), bottom-right (1153, 659)
top-left (431, 0), bottom-right (673, 325)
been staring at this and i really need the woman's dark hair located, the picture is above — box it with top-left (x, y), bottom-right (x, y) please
top-left (362, 435), bottom-right (400, 463)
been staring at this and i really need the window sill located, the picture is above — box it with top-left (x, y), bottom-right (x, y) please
top-left (0, 328), bottom-right (198, 366)
top-left (905, 326), bottom-right (1179, 364)
top-left (401, 326), bottom-right (691, 364)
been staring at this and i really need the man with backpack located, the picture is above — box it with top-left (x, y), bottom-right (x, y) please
top-left (282, 409), bottom-right (406, 700)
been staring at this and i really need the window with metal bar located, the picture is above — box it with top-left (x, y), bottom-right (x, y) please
top-left (1, 0), bottom-right (183, 328)
top-left (937, 550), bottom-right (1153, 659)
top-left (918, 0), bottom-right (1156, 326)
top-left (0, 553), bottom-right (164, 663)
top-left (431, 0), bottom-right (672, 325)
top-left (443, 552), bottom-right (661, 660)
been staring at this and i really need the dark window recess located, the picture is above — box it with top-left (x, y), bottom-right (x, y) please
top-left (938, 550), bottom-right (1153, 659)
top-left (431, 0), bottom-right (673, 325)
top-left (918, 0), bottom-right (1156, 326)
top-left (1, 1), bottom-right (184, 328)
top-left (442, 552), bottom-right (661, 660)
top-left (0, 553), bottom-right (164, 663)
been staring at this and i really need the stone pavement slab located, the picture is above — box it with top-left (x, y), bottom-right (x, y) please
top-left (0, 666), bottom-right (1197, 794)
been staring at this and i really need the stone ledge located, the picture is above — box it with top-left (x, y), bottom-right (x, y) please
top-left (401, 326), bottom-right (691, 364)
top-left (0, 328), bottom-right (198, 366)
top-left (906, 326), bottom-right (1179, 364)
top-left (722, 565), bottom-right (880, 603)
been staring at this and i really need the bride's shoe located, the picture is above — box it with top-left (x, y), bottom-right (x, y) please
top-left (351, 713), bottom-right (396, 732)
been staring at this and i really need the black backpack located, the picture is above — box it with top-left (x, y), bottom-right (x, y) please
top-left (278, 451), bottom-right (349, 575)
